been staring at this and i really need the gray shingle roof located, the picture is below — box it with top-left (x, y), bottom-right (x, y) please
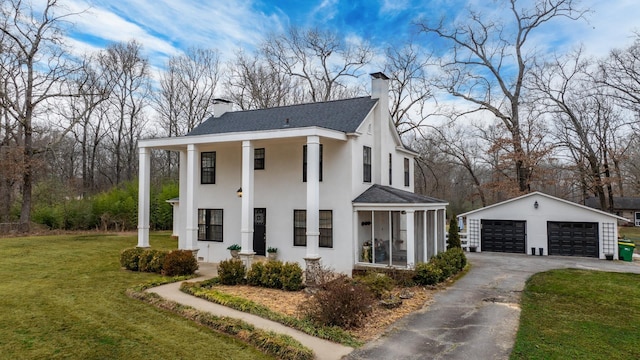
top-left (187, 97), bottom-right (378, 136)
top-left (585, 197), bottom-right (640, 210)
top-left (353, 184), bottom-right (447, 204)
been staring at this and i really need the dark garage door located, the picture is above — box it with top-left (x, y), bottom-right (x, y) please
top-left (481, 220), bottom-right (526, 253)
top-left (547, 222), bottom-right (599, 258)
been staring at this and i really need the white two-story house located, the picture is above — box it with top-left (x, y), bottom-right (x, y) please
top-left (137, 73), bottom-right (448, 274)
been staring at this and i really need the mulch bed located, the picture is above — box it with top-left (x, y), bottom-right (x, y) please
top-left (214, 283), bottom-right (440, 342)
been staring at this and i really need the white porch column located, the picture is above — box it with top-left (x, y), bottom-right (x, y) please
top-left (432, 210), bottom-right (438, 256)
top-left (305, 136), bottom-right (320, 258)
top-left (406, 210), bottom-right (415, 268)
top-left (305, 136), bottom-right (321, 285)
top-left (137, 147), bottom-right (151, 248)
top-left (438, 209), bottom-right (446, 252)
top-left (353, 208), bottom-right (359, 264)
top-left (239, 141), bottom-right (255, 268)
top-left (423, 211), bottom-right (428, 261)
top-left (185, 144), bottom-right (199, 251)
top-left (178, 150), bottom-right (188, 249)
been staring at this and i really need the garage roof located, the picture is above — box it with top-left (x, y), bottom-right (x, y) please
top-left (585, 196), bottom-right (640, 211)
top-left (458, 191), bottom-right (629, 222)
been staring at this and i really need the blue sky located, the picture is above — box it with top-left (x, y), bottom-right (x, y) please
top-left (59, 0), bottom-right (639, 72)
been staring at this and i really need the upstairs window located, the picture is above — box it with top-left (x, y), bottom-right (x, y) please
top-left (254, 148), bottom-right (265, 170)
top-left (363, 146), bottom-right (372, 183)
top-left (198, 209), bottom-right (223, 241)
top-left (404, 158), bottom-right (410, 187)
top-left (303, 144), bottom-right (323, 182)
top-left (388, 153), bottom-right (392, 185)
top-left (201, 152), bottom-right (216, 184)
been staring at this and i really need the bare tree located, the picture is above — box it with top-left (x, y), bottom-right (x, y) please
top-left (430, 123), bottom-right (490, 206)
top-left (418, 0), bottom-right (584, 193)
top-left (156, 47), bottom-right (220, 136)
top-left (99, 40), bottom-right (150, 185)
top-left (384, 43), bottom-right (435, 135)
top-left (262, 27), bottom-right (372, 103)
top-left (530, 49), bottom-right (632, 211)
top-left (600, 34), bottom-right (640, 115)
top-left (0, 0), bottom-right (82, 230)
top-left (225, 50), bottom-right (303, 110)
top-left (65, 54), bottom-right (113, 194)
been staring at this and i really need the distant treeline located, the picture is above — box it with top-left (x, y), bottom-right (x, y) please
top-left (27, 181), bottom-right (178, 231)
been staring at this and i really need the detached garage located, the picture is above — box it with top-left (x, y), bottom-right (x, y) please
top-left (459, 192), bottom-right (629, 259)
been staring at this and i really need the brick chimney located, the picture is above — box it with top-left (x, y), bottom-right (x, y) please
top-left (213, 98), bottom-right (233, 117)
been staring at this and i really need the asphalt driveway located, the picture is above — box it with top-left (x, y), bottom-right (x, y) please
top-left (347, 253), bottom-right (640, 360)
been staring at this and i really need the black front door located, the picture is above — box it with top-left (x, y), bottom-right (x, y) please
top-left (253, 208), bottom-right (266, 256)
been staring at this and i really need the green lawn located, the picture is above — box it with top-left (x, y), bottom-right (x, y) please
top-left (620, 226), bottom-right (640, 250)
top-left (0, 232), bottom-right (272, 360)
top-left (511, 269), bottom-right (640, 359)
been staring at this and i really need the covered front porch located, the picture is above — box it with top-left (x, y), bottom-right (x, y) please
top-left (352, 185), bottom-right (448, 269)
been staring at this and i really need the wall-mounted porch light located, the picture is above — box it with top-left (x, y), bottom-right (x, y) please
top-left (534, 200), bottom-right (539, 209)
top-left (237, 187), bottom-right (242, 198)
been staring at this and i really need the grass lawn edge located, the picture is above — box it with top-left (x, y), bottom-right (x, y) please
top-left (127, 279), bottom-right (314, 360)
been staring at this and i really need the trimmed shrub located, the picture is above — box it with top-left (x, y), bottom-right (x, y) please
top-left (260, 260), bottom-right (284, 289)
top-left (246, 261), bottom-right (265, 286)
top-left (299, 275), bottom-right (375, 329)
top-left (120, 248), bottom-right (145, 271)
top-left (442, 247), bottom-right (467, 272)
top-left (162, 250), bottom-right (199, 276)
top-left (356, 272), bottom-right (394, 299)
top-left (218, 259), bottom-right (246, 285)
top-left (281, 262), bottom-right (303, 291)
top-left (414, 262), bottom-right (444, 285)
top-left (139, 249), bottom-right (168, 273)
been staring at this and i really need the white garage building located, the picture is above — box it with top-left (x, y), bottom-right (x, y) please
top-left (458, 192), bottom-right (629, 259)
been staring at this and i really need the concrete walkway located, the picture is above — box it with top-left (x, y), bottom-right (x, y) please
top-left (146, 263), bottom-right (353, 360)
top-left (147, 255), bottom-right (640, 360)
top-left (347, 253), bottom-right (640, 360)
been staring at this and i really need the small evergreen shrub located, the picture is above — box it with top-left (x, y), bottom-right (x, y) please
top-left (299, 275), bottom-right (375, 329)
top-left (431, 256), bottom-right (455, 279)
top-left (356, 272), bottom-right (394, 299)
top-left (246, 261), bottom-right (265, 286)
top-left (447, 216), bottom-right (461, 249)
top-left (414, 262), bottom-right (444, 285)
top-left (139, 249), bottom-right (168, 273)
top-left (260, 260), bottom-right (284, 289)
top-left (218, 259), bottom-right (246, 285)
top-left (281, 262), bottom-right (303, 291)
top-left (120, 248), bottom-right (145, 271)
top-left (162, 250), bottom-right (199, 276)
top-left (443, 247), bottom-right (467, 271)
